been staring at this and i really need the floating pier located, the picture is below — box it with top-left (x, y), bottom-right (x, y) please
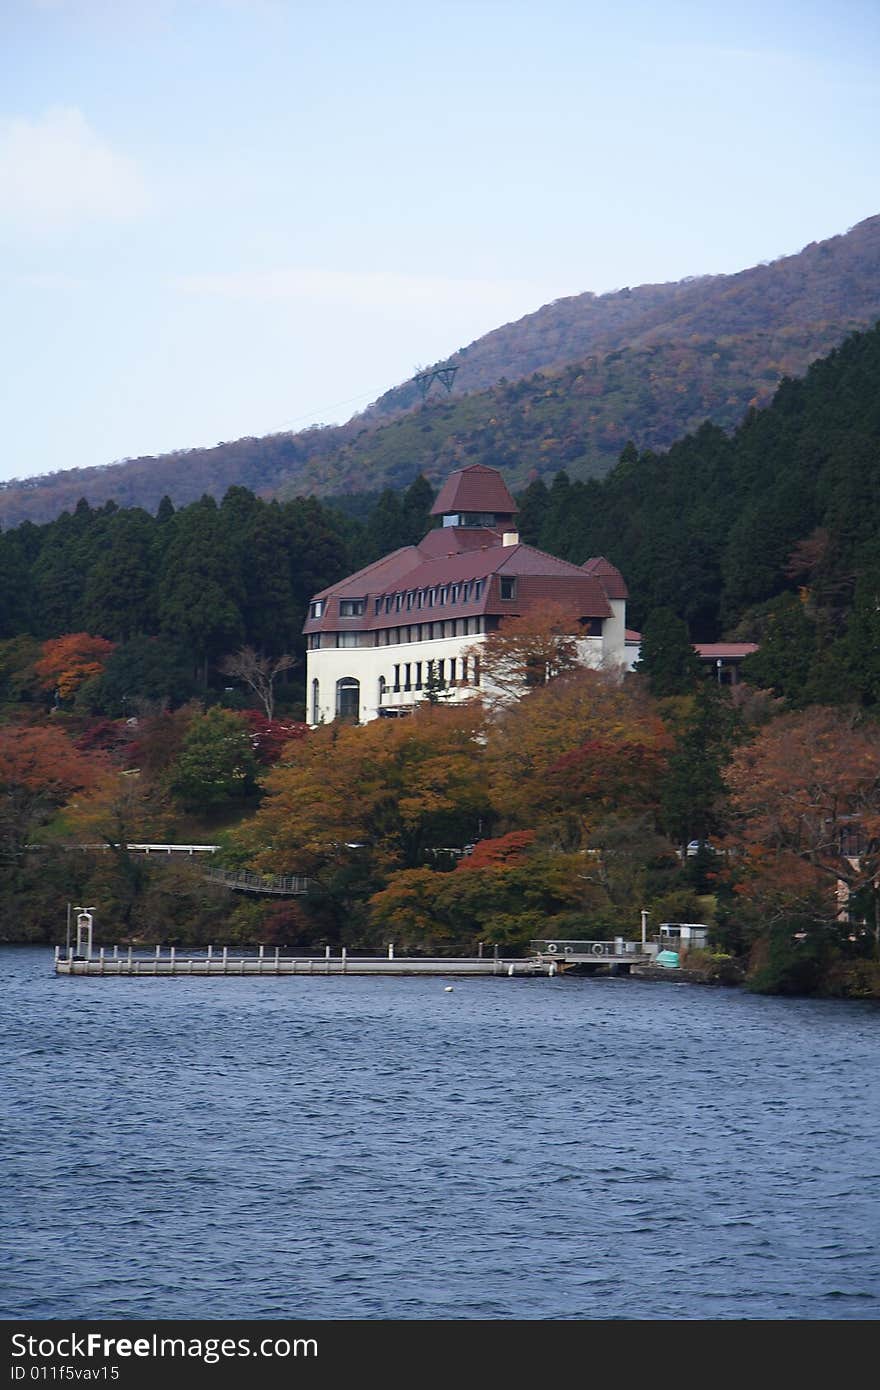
top-left (54, 913), bottom-right (664, 980)
top-left (53, 943), bottom-right (554, 977)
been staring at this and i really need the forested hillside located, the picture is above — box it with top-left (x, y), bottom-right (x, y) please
top-left (366, 213), bottom-right (880, 415)
top-left (515, 320), bottom-right (880, 707)
top-left (2, 329), bottom-right (878, 997)
top-left (1, 215), bottom-right (877, 527)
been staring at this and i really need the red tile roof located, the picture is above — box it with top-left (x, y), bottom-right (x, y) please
top-left (582, 556), bottom-right (628, 599)
top-left (304, 464), bottom-right (625, 637)
top-left (430, 464), bottom-right (518, 517)
top-left (694, 643), bottom-right (759, 659)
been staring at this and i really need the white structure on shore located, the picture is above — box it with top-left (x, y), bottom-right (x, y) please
top-left (303, 463), bottom-right (630, 725)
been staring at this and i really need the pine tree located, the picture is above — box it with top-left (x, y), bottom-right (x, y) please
top-left (635, 608), bottom-right (703, 698)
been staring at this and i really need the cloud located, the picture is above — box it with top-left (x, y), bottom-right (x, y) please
top-left (0, 107), bottom-right (150, 226)
top-left (172, 266), bottom-right (572, 315)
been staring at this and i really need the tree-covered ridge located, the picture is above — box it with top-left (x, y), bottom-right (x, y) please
top-left (287, 320), bottom-right (867, 499)
top-left (521, 323), bottom-right (880, 679)
top-left (0, 476), bottom-right (437, 707)
top-left (366, 213), bottom-right (880, 416)
top-left (1, 215), bottom-right (878, 527)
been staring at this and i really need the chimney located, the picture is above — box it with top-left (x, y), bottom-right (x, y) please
top-left (502, 530), bottom-right (519, 547)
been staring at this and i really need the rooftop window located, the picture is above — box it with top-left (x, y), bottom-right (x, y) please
top-left (339, 599), bottom-right (365, 617)
top-left (309, 600), bottom-right (324, 620)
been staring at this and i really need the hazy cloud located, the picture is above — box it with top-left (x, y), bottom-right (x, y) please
top-left (0, 107), bottom-right (150, 225)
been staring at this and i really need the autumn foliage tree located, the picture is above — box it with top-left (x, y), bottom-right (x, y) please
top-left (236, 703), bottom-right (490, 883)
top-left (34, 633), bottom-right (115, 701)
top-left (725, 707), bottom-right (880, 951)
top-left (486, 668), bottom-right (671, 846)
top-left (0, 724), bottom-right (105, 866)
top-left (465, 602), bottom-right (582, 706)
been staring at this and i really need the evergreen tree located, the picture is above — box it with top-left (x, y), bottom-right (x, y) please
top-left (157, 497), bottom-right (244, 685)
top-left (739, 594), bottom-right (816, 705)
top-left (635, 608), bottom-right (703, 698)
top-left (401, 475), bottom-right (436, 543)
top-left (515, 477), bottom-right (549, 546)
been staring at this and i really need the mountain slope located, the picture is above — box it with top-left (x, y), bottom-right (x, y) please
top-left (1, 215), bottom-right (878, 527)
top-left (365, 213), bottom-right (880, 415)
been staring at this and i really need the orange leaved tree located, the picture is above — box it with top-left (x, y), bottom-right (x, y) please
top-left (725, 706), bottom-right (880, 948)
top-left (0, 724), bottom-right (105, 866)
top-left (34, 633), bottom-right (115, 701)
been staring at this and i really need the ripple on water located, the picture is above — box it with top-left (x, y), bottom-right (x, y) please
top-left (2, 948), bottom-right (879, 1320)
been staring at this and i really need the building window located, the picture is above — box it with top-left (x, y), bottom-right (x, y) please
top-left (473, 656), bottom-right (481, 686)
top-left (406, 591), bottom-right (414, 610)
top-left (336, 631), bottom-right (361, 648)
top-left (374, 597), bottom-right (382, 615)
top-left (582, 618), bottom-right (603, 637)
top-left (463, 581), bottom-right (472, 602)
top-left (500, 577), bottom-right (516, 600)
top-left (450, 584), bottom-right (459, 604)
top-left (309, 600), bottom-right (324, 620)
top-left (311, 679), bottom-right (320, 723)
top-left (448, 657), bottom-right (456, 683)
top-left (395, 593), bottom-right (403, 612)
top-left (404, 663), bottom-right (412, 691)
top-left (339, 598), bottom-right (365, 617)
top-left (426, 588), bottom-right (435, 607)
top-left (385, 596), bottom-right (393, 613)
top-left (415, 661), bottom-right (423, 690)
top-left (474, 580), bottom-right (484, 600)
top-left (378, 675), bottom-right (387, 705)
top-left (460, 656), bottom-right (468, 684)
top-left (308, 633), bottom-right (321, 650)
top-left (437, 659), bottom-right (445, 683)
top-left (439, 586), bottom-right (448, 605)
top-left (393, 665), bottom-right (401, 693)
top-left (417, 590), bottom-right (424, 609)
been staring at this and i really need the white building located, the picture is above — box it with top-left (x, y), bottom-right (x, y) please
top-left (303, 463), bottom-right (630, 725)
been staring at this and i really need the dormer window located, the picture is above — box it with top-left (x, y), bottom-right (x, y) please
top-left (450, 584), bottom-right (459, 604)
top-left (339, 599), bottom-right (365, 617)
top-left (309, 600), bottom-right (324, 620)
top-left (500, 577), bottom-right (517, 600)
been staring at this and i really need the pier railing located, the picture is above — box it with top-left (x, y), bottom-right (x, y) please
top-left (204, 867), bottom-right (311, 895)
top-left (53, 944), bottom-right (552, 978)
top-left (530, 938), bottom-right (656, 960)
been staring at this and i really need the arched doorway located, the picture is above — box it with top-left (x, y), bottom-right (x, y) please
top-left (336, 677), bottom-right (360, 723)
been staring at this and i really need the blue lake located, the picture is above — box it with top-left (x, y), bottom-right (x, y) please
top-left (2, 946), bottom-right (878, 1320)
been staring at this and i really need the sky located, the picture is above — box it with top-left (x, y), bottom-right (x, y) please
top-left (1, 0), bottom-right (879, 485)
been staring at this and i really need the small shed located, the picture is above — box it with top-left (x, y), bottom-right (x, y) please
top-left (658, 923), bottom-right (709, 950)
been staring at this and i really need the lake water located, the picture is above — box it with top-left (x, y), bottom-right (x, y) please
top-left (2, 946), bottom-right (878, 1321)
